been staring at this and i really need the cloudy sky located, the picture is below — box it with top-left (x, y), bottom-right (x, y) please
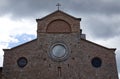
top-left (0, 0), bottom-right (120, 78)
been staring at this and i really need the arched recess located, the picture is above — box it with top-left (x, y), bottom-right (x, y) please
top-left (46, 19), bottom-right (71, 33)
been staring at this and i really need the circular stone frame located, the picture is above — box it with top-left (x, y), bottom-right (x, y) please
top-left (17, 57), bottom-right (28, 68)
top-left (91, 57), bottom-right (102, 68)
top-left (49, 43), bottom-right (69, 62)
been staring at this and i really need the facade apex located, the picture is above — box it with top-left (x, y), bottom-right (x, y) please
top-left (36, 10), bottom-right (81, 33)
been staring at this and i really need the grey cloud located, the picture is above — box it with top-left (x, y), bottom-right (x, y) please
top-left (0, 0), bottom-right (120, 18)
top-left (0, 0), bottom-right (58, 18)
top-left (69, 0), bottom-right (120, 15)
top-left (0, 0), bottom-right (119, 39)
top-left (81, 15), bottom-right (120, 39)
top-left (0, 0), bottom-right (120, 77)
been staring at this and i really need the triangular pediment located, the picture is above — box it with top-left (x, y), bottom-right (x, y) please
top-left (36, 10), bottom-right (81, 21)
top-left (36, 10), bottom-right (81, 33)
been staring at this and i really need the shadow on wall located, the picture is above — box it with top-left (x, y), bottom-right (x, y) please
top-left (0, 67), bottom-right (2, 79)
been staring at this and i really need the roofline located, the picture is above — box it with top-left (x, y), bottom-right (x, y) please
top-left (3, 38), bottom-right (116, 51)
top-left (81, 38), bottom-right (116, 51)
top-left (3, 39), bottom-right (37, 51)
top-left (36, 10), bottom-right (81, 22)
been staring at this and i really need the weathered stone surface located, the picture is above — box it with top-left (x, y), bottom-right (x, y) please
top-left (2, 10), bottom-right (118, 79)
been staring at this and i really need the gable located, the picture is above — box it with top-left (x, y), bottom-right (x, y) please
top-left (36, 10), bottom-right (81, 21)
top-left (36, 10), bottom-right (81, 33)
top-left (80, 39), bottom-right (116, 52)
top-left (3, 39), bottom-right (37, 51)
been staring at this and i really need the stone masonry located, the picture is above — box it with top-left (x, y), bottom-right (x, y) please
top-left (2, 10), bottom-right (119, 79)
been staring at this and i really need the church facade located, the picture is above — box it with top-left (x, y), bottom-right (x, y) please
top-left (1, 10), bottom-right (119, 79)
